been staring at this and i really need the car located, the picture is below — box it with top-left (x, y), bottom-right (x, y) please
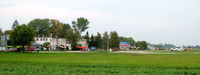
top-left (6, 48), bottom-right (17, 52)
top-left (27, 47), bottom-right (36, 51)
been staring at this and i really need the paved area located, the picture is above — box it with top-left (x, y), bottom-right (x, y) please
top-left (39, 51), bottom-right (82, 53)
top-left (112, 51), bottom-right (153, 54)
top-left (113, 51), bottom-right (179, 54)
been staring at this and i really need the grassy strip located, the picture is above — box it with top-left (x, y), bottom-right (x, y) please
top-left (0, 52), bottom-right (200, 75)
top-left (0, 62), bottom-right (199, 75)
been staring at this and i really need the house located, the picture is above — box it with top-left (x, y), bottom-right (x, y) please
top-left (148, 45), bottom-right (156, 50)
top-left (0, 34), bottom-right (9, 47)
top-left (34, 36), bottom-right (71, 50)
top-left (34, 36), bottom-right (89, 50)
top-left (77, 39), bottom-right (88, 47)
top-left (0, 34), bottom-right (9, 50)
top-left (0, 20), bottom-right (18, 49)
top-left (119, 41), bottom-right (131, 50)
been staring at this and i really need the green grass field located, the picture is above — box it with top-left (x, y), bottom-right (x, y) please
top-left (0, 51), bottom-right (200, 75)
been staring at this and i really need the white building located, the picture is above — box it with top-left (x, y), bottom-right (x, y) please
top-left (34, 37), bottom-right (71, 50)
top-left (0, 34), bottom-right (9, 47)
top-left (77, 39), bottom-right (88, 47)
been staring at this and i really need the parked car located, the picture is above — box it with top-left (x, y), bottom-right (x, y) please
top-left (6, 48), bottom-right (17, 52)
top-left (170, 47), bottom-right (184, 51)
top-left (27, 47), bottom-right (36, 51)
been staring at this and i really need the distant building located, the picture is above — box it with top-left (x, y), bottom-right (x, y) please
top-left (0, 20), bottom-right (18, 47)
top-left (120, 41), bottom-right (131, 50)
top-left (148, 45), bottom-right (156, 50)
top-left (0, 34), bottom-right (9, 47)
top-left (34, 37), bottom-right (88, 50)
top-left (34, 36), bottom-right (71, 50)
top-left (77, 39), bottom-right (88, 47)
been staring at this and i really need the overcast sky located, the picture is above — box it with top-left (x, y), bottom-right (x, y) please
top-left (0, 0), bottom-right (200, 46)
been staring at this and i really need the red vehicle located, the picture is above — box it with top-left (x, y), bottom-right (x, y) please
top-left (27, 47), bottom-right (36, 51)
top-left (77, 46), bottom-right (88, 51)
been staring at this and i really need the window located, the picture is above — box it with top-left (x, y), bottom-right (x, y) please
top-left (40, 38), bottom-right (42, 41)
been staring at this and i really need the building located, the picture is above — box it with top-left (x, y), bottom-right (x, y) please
top-left (34, 36), bottom-right (71, 50)
top-left (77, 39), bottom-right (88, 47)
top-left (0, 20), bottom-right (18, 48)
top-left (119, 41), bottom-right (131, 50)
top-left (148, 45), bottom-right (156, 50)
top-left (0, 34), bottom-right (9, 47)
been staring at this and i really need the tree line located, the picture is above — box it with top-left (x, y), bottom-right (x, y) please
top-left (1, 17), bottom-right (148, 51)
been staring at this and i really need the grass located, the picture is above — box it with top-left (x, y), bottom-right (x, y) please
top-left (0, 51), bottom-right (200, 75)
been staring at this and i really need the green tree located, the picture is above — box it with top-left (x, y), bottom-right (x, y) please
top-left (109, 31), bottom-right (120, 48)
top-left (136, 41), bottom-right (148, 50)
top-left (43, 42), bottom-right (51, 50)
top-left (50, 19), bottom-right (64, 37)
top-left (58, 24), bottom-right (71, 38)
top-left (12, 20), bottom-right (19, 29)
top-left (28, 19), bottom-right (50, 36)
top-left (85, 31), bottom-right (90, 45)
top-left (89, 34), bottom-right (96, 47)
top-left (65, 29), bottom-right (79, 49)
top-left (43, 42), bottom-right (50, 46)
top-left (0, 28), bottom-right (2, 35)
top-left (72, 17), bottom-right (89, 35)
top-left (119, 37), bottom-right (135, 46)
top-left (4, 30), bottom-right (12, 35)
top-left (10, 24), bottom-right (35, 52)
top-left (102, 31), bottom-right (109, 50)
top-left (96, 32), bottom-right (103, 49)
top-left (0, 28), bottom-right (2, 46)
top-left (141, 41), bottom-right (148, 50)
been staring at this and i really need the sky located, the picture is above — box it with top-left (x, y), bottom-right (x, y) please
top-left (0, 0), bottom-right (200, 46)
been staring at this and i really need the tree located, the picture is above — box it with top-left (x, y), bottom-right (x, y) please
top-left (0, 28), bottom-right (2, 35)
top-left (85, 31), bottom-right (90, 45)
top-left (10, 24), bottom-right (35, 52)
top-left (43, 42), bottom-right (50, 46)
top-left (50, 19), bottom-right (64, 37)
top-left (28, 19), bottom-right (50, 36)
top-left (65, 29), bottom-right (79, 49)
top-left (109, 31), bottom-right (120, 48)
top-left (102, 31), bottom-right (109, 50)
top-left (136, 41), bottom-right (148, 50)
top-left (96, 32), bottom-right (103, 49)
top-left (151, 43), bottom-right (176, 49)
top-left (12, 20), bottom-right (19, 29)
top-left (0, 28), bottom-right (2, 46)
top-left (58, 24), bottom-right (71, 38)
top-left (89, 34), bottom-right (96, 47)
top-left (141, 41), bottom-right (148, 50)
top-left (72, 17), bottom-right (89, 35)
top-left (43, 42), bottom-right (51, 50)
top-left (4, 30), bottom-right (12, 34)
top-left (119, 37), bottom-right (135, 46)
